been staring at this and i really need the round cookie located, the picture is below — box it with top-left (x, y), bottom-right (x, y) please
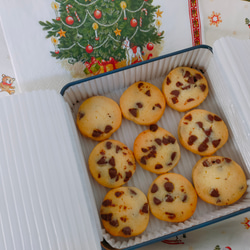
top-left (100, 186), bottom-right (150, 237)
top-left (133, 124), bottom-right (181, 174)
top-left (147, 173), bottom-right (197, 222)
top-left (192, 156), bottom-right (247, 206)
top-left (162, 66), bottom-right (208, 112)
top-left (178, 109), bottom-right (228, 156)
top-left (88, 139), bottom-right (136, 188)
top-left (119, 81), bottom-right (166, 125)
top-left (76, 96), bottom-right (122, 141)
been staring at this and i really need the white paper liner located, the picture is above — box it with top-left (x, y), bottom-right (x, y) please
top-left (62, 44), bottom-right (250, 249)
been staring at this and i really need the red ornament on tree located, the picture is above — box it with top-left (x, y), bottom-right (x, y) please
top-left (86, 44), bottom-right (93, 53)
top-left (65, 16), bottom-right (74, 25)
top-left (94, 9), bottom-right (102, 19)
top-left (147, 42), bottom-right (154, 51)
top-left (55, 50), bottom-right (60, 54)
top-left (130, 18), bottom-right (138, 27)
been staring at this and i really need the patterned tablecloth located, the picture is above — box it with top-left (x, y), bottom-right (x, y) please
top-left (0, 0), bottom-right (250, 249)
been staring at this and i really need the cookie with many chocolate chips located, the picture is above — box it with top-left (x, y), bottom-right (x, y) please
top-left (192, 156), bottom-right (247, 206)
top-left (119, 81), bottom-right (166, 125)
top-left (100, 186), bottom-right (150, 237)
top-left (76, 96), bottom-right (122, 141)
top-left (88, 140), bottom-right (136, 188)
top-left (162, 66), bottom-right (208, 112)
top-left (147, 173), bottom-right (197, 222)
top-left (178, 109), bottom-right (228, 156)
top-left (133, 124), bottom-right (181, 174)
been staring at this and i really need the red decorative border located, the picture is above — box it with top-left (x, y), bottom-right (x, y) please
top-left (188, 0), bottom-right (202, 46)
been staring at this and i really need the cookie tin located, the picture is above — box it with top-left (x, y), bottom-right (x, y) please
top-left (61, 42), bottom-right (250, 250)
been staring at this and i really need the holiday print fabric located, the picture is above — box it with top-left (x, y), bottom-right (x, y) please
top-left (0, 0), bottom-right (199, 92)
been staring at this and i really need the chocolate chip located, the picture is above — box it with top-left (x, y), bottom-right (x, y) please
top-left (165, 212), bottom-right (176, 219)
top-left (115, 191), bottom-right (123, 197)
top-left (106, 141), bottom-right (112, 149)
top-left (104, 125), bottom-right (113, 133)
top-left (109, 156), bottom-right (115, 167)
top-left (153, 197), bottom-right (162, 205)
top-left (141, 203), bottom-right (149, 213)
top-left (150, 124), bottom-right (158, 131)
top-left (203, 159), bottom-right (211, 167)
top-left (138, 82), bottom-right (143, 88)
top-left (205, 127), bottom-right (212, 136)
top-left (184, 71), bottom-right (191, 78)
top-left (214, 115), bottom-right (222, 121)
top-left (212, 139), bottom-right (221, 148)
top-left (97, 156), bottom-right (107, 165)
top-left (155, 138), bottom-right (162, 145)
top-left (224, 158), bottom-right (232, 163)
top-left (210, 188), bottom-right (220, 197)
top-left (102, 199), bottom-right (112, 207)
top-left (182, 85), bottom-right (191, 90)
top-left (129, 108), bottom-right (138, 117)
top-left (124, 171), bottom-right (132, 182)
top-left (141, 148), bottom-right (148, 152)
top-left (172, 97), bottom-right (178, 104)
top-left (92, 129), bottom-right (103, 137)
top-left (185, 114), bottom-right (192, 121)
top-left (140, 156), bottom-right (147, 165)
top-left (116, 145), bottom-right (122, 153)
top-left (165, 194), bottom-right (174, 202)
top-left (187, 76), bottom-right (195, 84)
top-left (136, 102), bottom-right (143, 108)
top-left (200, 84), bottom-right (206, 92)
top-left (109, 168), bottom-right (117, 179)
top-left (188, 135), bottom-right (198, 145)
top-left (129, 188), bottom-right (137, 195)
top-left (198, 137), bottom-right (209, 152)
top-left (122, 227), bottom-right (132, 236)
top-left (176, 81), bottom-right (183, 87)
top-left (166, 77), bottom-right (171, 85)
top-left (155, 164), bottom-right (163, 169)
top-left (196, 121), bottom-right (203, 128)
top-left (170, 90), bottom-right (180, 97)
top-left (187, 98), bottom-right (195, 102)
top-left (110, 219), bottom-right (119, 227)
top-left (164, 181), bottom-right (174, 192)
top-left (171, 152), bottom-right (176, 161)
top-left (78, 112), bottom-right (85, 120)
top-left (145, 90), bottom-right (151, 96)
top-left (151, 184), bottom-right (158, 193)
top-left (155, 103), bottom-right (162, 109)
top-left (195, 73), bottom-right (202, 79)
top-left (208, 114), bottom-right (214, 122)
top-left (168, 136), bottom-right (176, 144)
top-left (101, 213), bottom-right (112, 221)
top-left (182, 194), bottom-right (187, 202)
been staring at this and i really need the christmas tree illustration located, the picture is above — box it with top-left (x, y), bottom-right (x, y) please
top-left (39, 0), bottom-right (164, 75)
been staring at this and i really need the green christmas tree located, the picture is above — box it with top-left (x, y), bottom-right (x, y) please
top-left (39, 0), bottom-right (164, 74)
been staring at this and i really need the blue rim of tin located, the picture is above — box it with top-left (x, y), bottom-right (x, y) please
top-left (101, 207), bottom-right (250, 250)
top-left (60, 44), bottom-right (213, 96)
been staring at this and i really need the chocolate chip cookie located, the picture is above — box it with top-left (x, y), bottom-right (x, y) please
top-left (88, 140), bottom-right (136, 188)
top-left (178, 109), bottom-right (228, 156)
top-left (120, 81), bottom-right (166, 125)
top-left (100, 187), bottom-right (150, 237)
top-left (133, 124), bottom-right (181, 174)
top-left (76, 96), bottom-right (122, 141)
top-left (162, 67), bottom-right (208, 112)
top-left (192, 156), bottom-right (247, 206)
top-left (148, 173), bottom-right (197, 222)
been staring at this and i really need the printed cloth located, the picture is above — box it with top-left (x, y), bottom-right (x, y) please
top-left (1, 0), bottom-right (250, 249)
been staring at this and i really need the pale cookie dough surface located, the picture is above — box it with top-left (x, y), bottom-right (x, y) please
top-left (162, 66), bottom-right (208, 112)
top-left (133, 124), bottom-right (181, 174)
top-left (120, 81), bottom-right (166, 125)
top-left (100, 187), bottom-right (150, 238)
top-left (147, 173), bottom-right (197, 222)
top-left (88, 139), bottom-right (136, 188)
top-left (178, 109), bottom-right (228, 156)
top-left (192, 156), bottom-right (247, 206)
top-left (76, 96), bottom-right (122, 141)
